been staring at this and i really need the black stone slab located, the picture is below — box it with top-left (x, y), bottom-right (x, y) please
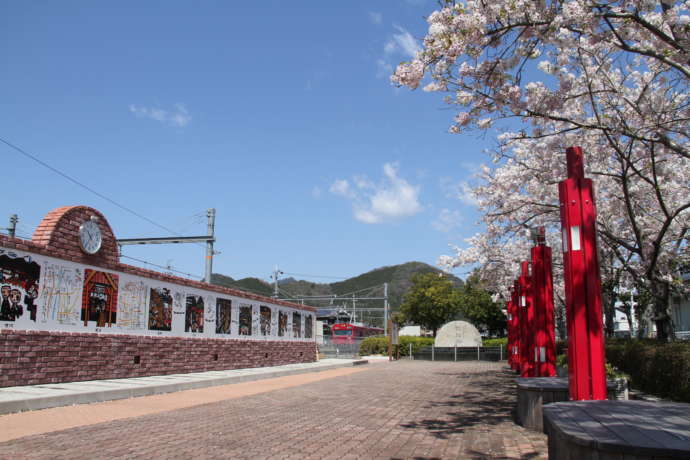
top-left (543, 400), bottom-right (690, 459)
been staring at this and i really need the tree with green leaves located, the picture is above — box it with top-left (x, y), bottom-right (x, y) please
top-left (457, 272), bottom-right (506, 337)
top-left (399, 272), bottom-right (461, 337)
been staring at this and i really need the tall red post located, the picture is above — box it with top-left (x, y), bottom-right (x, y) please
top-left (530, 227), bottom-right (556, 377)
top-left (558, 146), bottom-right (607, 400)
top-left (506, 295), bottom-right (513, 369)
top-left (519, 262), bottom-right (535, 377)
top-left (510, 283), bottom-right (521, 371)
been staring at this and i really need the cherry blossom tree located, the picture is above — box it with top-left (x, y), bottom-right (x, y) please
top-left (394, 0), bottom-right (690, 341)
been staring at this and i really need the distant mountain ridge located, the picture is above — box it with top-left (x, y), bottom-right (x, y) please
top-left (210, 261), bottom-right (463, 316)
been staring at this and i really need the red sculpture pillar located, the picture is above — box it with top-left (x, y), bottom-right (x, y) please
top-left (510, 283), bottom-right (520, 371)
top-left (519, 261), bottom-right (535, 377)
top-left (506, 292), bottom-right (517, 371)
top-left (558, 146), bottom-right (607, 400)
top-left (530, 227), bottom-right (556, 377)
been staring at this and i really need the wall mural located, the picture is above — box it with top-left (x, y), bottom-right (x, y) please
top-left (0, 251), bottom-right (40, 323)
top-left (185, 294), bottom-right (204, 333)
top-left (0, 245), bottom-right (314, 342)
top-left (216, 298), bottom-right (232, 334)
top-left (41, 262), bottom-right (83, 325)
top-left (118, 279), bottom-right (147, 331)
top-left (260, 306), bottom-right (271, 336)
top-left (305, 314), bottom-right (313, 339)
top-left (278, 311), bottom-right (288, 337)
top-left (239, 304), bottom-right (252, 335)
top-left (204, 295), bottom-right (215, 331)
top-left (81, 269), bottom-right (119, 328)
top-left (148, 287), bottom-right (173, 331)
top-left (293, 312), bottom-right (302, 338)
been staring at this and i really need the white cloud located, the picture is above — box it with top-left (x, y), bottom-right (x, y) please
top-left (377, 25), bottom-right (421, 79)
top-left (384, 25), bottom-right (421, 58)
top-left (129, 103), bottom-right (191, 127)
top-left (329, 179), bottom-right (354, 199)
top-left (330, 163), bottom-right (422, 224)
top-left (432, 209), bottom-right (463, 232)
top-left (440, 177), bottom-right (479, 207)
top-left (369, 11), bottom-right (382, 25)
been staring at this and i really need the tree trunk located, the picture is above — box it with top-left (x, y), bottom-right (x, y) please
top-left (602, 288), bottom-right (616, 338)
top-left (650, 280), bottom-right (674, 342)
top-left (554, 299), bottom-right (567, 340)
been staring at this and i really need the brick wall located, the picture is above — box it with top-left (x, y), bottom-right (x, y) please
top-left (0, 329), bottom-right (318, 387)
top-left (0, 205), bottom-right (320, 387)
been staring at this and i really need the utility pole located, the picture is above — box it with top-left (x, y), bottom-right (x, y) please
top-left (384, 282), bottom-right (389, 335)
top-left (116, 208), bottom-right (217, 283)
top-left (204, 208), bottom-right (216, 283)
top-left (7, 214), bottom-right (17, 238)
top-left (271, 265), bottom-right (283, 298)
top-left (352, 294), bottom-right (357, 324)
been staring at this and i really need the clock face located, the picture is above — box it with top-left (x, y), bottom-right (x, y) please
top-left (79, 219), bottom-right (102, 254)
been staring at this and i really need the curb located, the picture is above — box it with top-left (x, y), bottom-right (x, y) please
top-left (0, 359), bottom-right (368, 415)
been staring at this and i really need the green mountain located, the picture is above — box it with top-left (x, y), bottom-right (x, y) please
top-left (211, 261), bottom-right (463, 327)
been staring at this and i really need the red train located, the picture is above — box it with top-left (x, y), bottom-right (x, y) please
top-left (330, 323), bottom-right (384, 343)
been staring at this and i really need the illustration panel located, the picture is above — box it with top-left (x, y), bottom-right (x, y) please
top-left (278, 311), bottom-right (288, 337)
top-left (239, 304), bottom-right (252, 335)
top-left (204, 295), bottom-right (215, 332)
top-left (41, 262), bottom-right (83, 325)
top-left (216, 298), bottom-right (232, 334)
top-left (117, 279), bottom-right (146, 331)
top-left (292, 312), bottom-right (301, 338)
top-left (0, 251), bottom-right (40, 323)
top-left (148, 287), bottom-right (173, 331)
top-left (81, 269), bottom-right (119, 328)
top-left (305, 314), bottom-right (313, 339)
top-left (260, 306), bottom-right (271, 336)
top-left (185, 294), bottom-right (204, 333)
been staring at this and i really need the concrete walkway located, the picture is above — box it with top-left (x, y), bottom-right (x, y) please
top-left (0, 358), bottom-right (368, 415)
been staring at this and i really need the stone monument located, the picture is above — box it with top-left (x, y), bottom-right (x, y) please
top-left (434, 321), bottom-right (482, 347)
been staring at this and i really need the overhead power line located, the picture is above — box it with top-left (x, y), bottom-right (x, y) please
top-left (120, 255), bottom-right (203, 279)
top-left (0, 136), bottom-right (204, 245)
top-left (282, 272), bottom-right (347, 280)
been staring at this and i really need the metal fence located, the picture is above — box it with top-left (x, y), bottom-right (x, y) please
top-left (412, 346), bottom-right (505, 362)
top-left (318, 337), bottom-right (365, 359)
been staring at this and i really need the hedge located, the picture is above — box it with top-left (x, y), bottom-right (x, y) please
top-left (605, 340), bottom-right (690, 402)
top-left (482, 337), bottom-right (507, 347)
top-left (359, 336), bottom-right (435, 357)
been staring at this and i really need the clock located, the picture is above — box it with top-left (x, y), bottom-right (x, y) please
top-left (79, 216), bottom-right (102, 254)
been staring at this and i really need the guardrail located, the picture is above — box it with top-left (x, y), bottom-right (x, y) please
top-left (412, 346), bottom-right (504, 362)
top-left (676, 331), bottom-right (690, 341)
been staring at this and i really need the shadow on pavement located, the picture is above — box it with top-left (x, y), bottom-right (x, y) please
top-left (400, 368), bottom-right (518, 440)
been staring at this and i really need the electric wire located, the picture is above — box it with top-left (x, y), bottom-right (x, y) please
top-left (0, 136), bottom-right (207, 249)
top-left (282, 272), bottom-right (347, 280)
top-left (120, 255), bottom-right (203, 279)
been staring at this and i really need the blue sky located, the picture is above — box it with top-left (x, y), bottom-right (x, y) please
top-left (1, 1), bottom-right (492, 284)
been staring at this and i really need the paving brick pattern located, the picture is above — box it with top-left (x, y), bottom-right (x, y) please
top-left (0, 361), bottom-right (547, 459)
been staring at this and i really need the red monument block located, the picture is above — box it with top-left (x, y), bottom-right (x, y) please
top-left (518, 261), bottom-right (535, 377)
top-left (558, 146), bottom-right (607, 400)
top-left (530, 227), bottom-right (556, 377)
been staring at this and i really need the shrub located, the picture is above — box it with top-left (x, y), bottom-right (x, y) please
top-left (399, 336), bottom-right (434, 356)
top-left (482, 337), bottom-right (507, 347)
top-left (359, 336), bottom-right (435, 357)
top-left (359, 336), bottom-right (388, 356)
top-left (605, 340), bottom-right (690, 402)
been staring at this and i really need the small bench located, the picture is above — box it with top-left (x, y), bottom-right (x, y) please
top-left (516, 377), bottom-right (617, 431)
top-left (543, 400), bottom-right (690, 460)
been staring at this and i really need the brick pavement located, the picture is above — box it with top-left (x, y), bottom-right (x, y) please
top-left (0, 361), bottom-right (547, 459)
